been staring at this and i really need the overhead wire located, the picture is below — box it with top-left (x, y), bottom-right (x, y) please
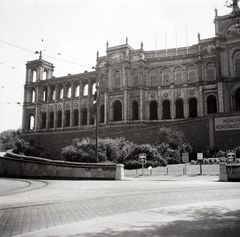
top-left (0, 92), bottom-right (21, 106)
top-left (35, 0), bottom-right (45, 50)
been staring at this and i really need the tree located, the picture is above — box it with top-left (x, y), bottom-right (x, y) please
top-left (0, 129), bottom-right (20, 150)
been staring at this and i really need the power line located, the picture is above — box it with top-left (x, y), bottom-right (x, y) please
top-left (0, 40), bottom-right (35, 53)
top-left (0, 92), bottom-right (21, 106)
top-left (35, 0), bottom-right (45, 50)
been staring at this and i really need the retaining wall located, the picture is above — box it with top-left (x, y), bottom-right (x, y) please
top-left (219, 163), bottom-right (240, 181)
top-left (0, 151), bottom-right (124, 180)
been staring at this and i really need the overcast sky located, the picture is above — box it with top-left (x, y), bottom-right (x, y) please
top-left (0, 0), bottom-right (231, 132)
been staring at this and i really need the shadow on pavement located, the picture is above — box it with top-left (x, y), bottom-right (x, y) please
top-left (58, 205), bottom-right (240, 237)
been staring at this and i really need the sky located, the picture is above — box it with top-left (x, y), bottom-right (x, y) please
top-left (0, 0), bottom-right (232, 132)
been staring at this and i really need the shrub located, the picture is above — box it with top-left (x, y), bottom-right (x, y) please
top-left (234, 146), bottom-right (240, 158)
top-left (124, 160), bottom-right (141, 169)
top-left (0, 129), bottom-right (20, 150)
top-left (191, 160), bottom-right (196, 165)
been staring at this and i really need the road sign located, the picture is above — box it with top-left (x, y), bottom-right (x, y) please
top-left (197, 153), bottom-right (203, 160)
top-left (226, 150), bottom-right (236, 162)
top-left (182, 153), bottom-right (189, 163)
top-left (139, 153), bottom-right (146, 164)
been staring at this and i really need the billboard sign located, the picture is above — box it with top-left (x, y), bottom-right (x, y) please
top-left (215, 116), bottom-right (240, 131)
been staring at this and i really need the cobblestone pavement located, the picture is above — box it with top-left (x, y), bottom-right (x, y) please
top-left (0, 176), bottom-right (240, 236)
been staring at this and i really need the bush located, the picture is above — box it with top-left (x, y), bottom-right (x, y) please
top-left (24, 148), bottom-right (41, 157)
top-left (0, 129), bottom-right (21, 150)
top-left (124, 160), bottom-right (141, 169)
top-left (234, 146), bottom-right (240, 158)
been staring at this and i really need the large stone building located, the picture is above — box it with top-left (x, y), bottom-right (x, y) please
top-left (21, 4), bottom-right (240, 158)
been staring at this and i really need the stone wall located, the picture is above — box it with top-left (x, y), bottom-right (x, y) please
top-left (0, 150), bottom-right (121, 180)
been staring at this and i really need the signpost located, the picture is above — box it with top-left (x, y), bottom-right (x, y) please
top-left (197, 153), bottom-right (203, 174)
top-left (139, 153), bottom-right (146, 175)
top-left (226, 150), bottom-right (236, 163)
top-left (182, 153), bottom-right (189, 175)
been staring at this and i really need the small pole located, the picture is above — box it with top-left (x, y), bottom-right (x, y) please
top-left (185, 162), bottom-right (187, 175)
top-left (142, 161), bottom-right (144, 175)
top-left (200, 160), bottom-right (202, 175)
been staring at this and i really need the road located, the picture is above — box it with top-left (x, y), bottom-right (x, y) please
top-left (0, 175), bottom-right (240, 237)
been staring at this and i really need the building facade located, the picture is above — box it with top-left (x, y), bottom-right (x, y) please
top-left (22, 6), bottom-right (240, 135)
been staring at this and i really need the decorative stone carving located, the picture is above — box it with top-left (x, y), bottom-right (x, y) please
top-left (131, 56), bottom-right (140, 62)
top-left (226, 25), bottom-right (240, 38)
top-left (202, 45), bottom-right (216, 56)
top-left (99, 61), bottom-right (107, 68)
top-left (110, 54), bottom-right (124, 64)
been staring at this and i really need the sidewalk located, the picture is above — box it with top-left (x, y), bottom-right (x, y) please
top-left (17, 199), bottom-right (240, 237)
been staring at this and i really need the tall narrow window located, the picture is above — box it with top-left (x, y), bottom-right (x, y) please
top-left (83, 84), bottom-right (88, 96)
top-left (132, 101), bottom-right (139, 120)
top-left (113, 100), bottom-right (122, 121)
top-left (149, 69), bottom-right (157, 87)
top-left (41, 112), bottom-right (46, 129)
top-left (75, 85), bottom-right (80, 97)
top-left (30, 115), bottom-right (35, 130)
top-left (58, 84), bottom-right (63, 100)
top-left (49, 112), bottom-right (54, 128)
top-left (150, 101), bottom-right (158, 120)
top-left (176, 99), bottom-right (184, 118)
top-left (32, 89), bottom-right (35, 103)
top-left (100, 104), bottom-right (104, 123)
top-left (174, 67), bottom-right (183, 85)
top-left (43, 86), bottom-right (48, 102)
top-left (189, 98), bottom-right (198, 117)
top-left (81, 108), bottom-right (87, 125)
top-left (162, 100), bottom-right (171, 119)
top-left (187, 65), bottom-right (197, 83)
top-left (32, 70), bottom-right (37, 82)
top-left (114, 71), bottom-right (121, 88)
top-left (132, 69), bottom-right (139, 87)
top-left (50, 85), bottom-right (56, 101)
top-left (57, 111), bottom-right (62, 127)
top-left (207, 95), bottom-right (217, 113)
top-left (162, 68), bottom-right (170, 86)
top-left (206, 62), bottom-right (216, 81)
top-left (65, 110), bottom-right (70, 127)
top-left (233, 50), bottom-right (240, 77)
top-left (92, 83), bottom-right (96, 95)
top-left (73, 109), bottom-right (79, 126)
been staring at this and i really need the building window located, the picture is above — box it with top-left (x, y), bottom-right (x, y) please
top-left (235, 88), bottom-right (240, 111)
top-left (28, 114), bottom-right (35, 130)
top-left (32, 70), bottom-right (37, 82)
top-left (132, 69), bottom-right (139, 87)
top-left (206, 62), bottom-right (216, 81)
top-left (113, 100), bottom-right (122, 121)
top-left (50, 85), bottom-right (56, 101)
top-left (176, 99), bottom-right (184, 118)
top-left (66, 84), bottom-right (71, 98)
top-left (83, 84), bottom-right (88, 96)
top-left (100, 74), bottom-right (106, 92)
top-left (74, 84), bottom-right (80, 97)
top-left (162, 68), bottom-right (170, 86)
top-left (73, 109), bottom-right (79, 126)
top-left (132, 101), bottom-right (139, 120)
top-left (162, 100), bottom-right (171, 119)
top-left (92, 83), bottom-right (96, 95)
top-left (49, 112), bottom-right (54, 128)
top-left (57, 111), bottom-right (62, 127)
top-left (65, 110), bottom-right (70, 127)
top-left (189, 98), bottom-right (198, 117)
top-left (81, 108), bottom-right (87, 125)
top-left (43, 86), bottom-right (48, 102)
top-left (207, 95), bottom-right (217, 113)
top-left (100, 104), bottom-right (104, 123)
top-left (32, 89), bottom-right (35, 103)
top-left (149, 69), bottom-right (157, 87)
top-left (187, 65), bottom-right (197, 83)
top-left (174, 67), bottom-right (183, 85)
top-left (233, 50), bottom-right (240, 77)
top-left (114, 71), bottom-right (121, 88)
top-left (58, 84), bottom-right (64, 100)
top-left (150, 101), bottom-right (158, 120)
top-left (41, 112), bottom-right (46, 129)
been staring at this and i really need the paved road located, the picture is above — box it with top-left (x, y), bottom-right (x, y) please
top-left (0, 176), bottom-right (240, 237)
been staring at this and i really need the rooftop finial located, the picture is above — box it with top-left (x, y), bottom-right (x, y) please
top-left (126, 36), bottom-right (128, 44)
top-left (39, 50), bottom-right (42, 59)
top-left (215, 7), bottom-right (218, 17)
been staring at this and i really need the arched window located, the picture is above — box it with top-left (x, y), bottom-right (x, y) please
top-left (189, 98), bottom-right (198, 118)
top-left (132, 69), bottom-right (139, 87)
top-left (176, 99), bottom-right (184, 118)
top-left (114, 71), bottom-right (121, 88)
top-left (83, 84), bottom-right (88, 96)
top-left (66, 84), bottom-right (71, 98)
top-left (150, 101), bottom-right (158, 120)
top-left (75, 85), bottom-right (80, 97)
top-left (100, 104), bottom-right (104, 123)
top-left (29, 115), bottom-right (35, 130)
top-left (149, 69), bottom-right (157, 87)
top-left (57, 111), bottom-right (62, 127)
top-left (92, 83), bottom-right (96, 95)
top-left (43, 69), bottom-right (47, 80)
top-left (32, 70), bottom-right (37, 82)
top-left (42, 86), bottom-right (48, 102)
top-left (162, 68), bottom-right (170, 86)
top-left (113, 100), bottom-right (122, 121)
top-left (233, 50), bottom-right (240, 77)
top-left (187, 65), bottom-right (197, 83)
top-left (41, 112), bottom-right (46, 129)
top-left (81, 108), bottom-right (87, 125)
top-left (174, 66), bottom-right (183, 85)
top-left (132, 101), bottom-right (139, 120)
top-left (206, 62), bottom-right (216, 81)
top-left (65, 110), bottom-right (70, 127)
top-left (32, 89), bottom-right (35, 103)
top-left (162, 100), bottom-right (171, 119)
top-left (58, 84), bottom-right (64, 100)
top-left (73, 109), bottom-right (79, 126)
top-left (207, 95), bottom-right (217, 113)
top-left (49, 112), bottom-right (54, 128)
top-left (50, 85), bottom-right (56, 101)
top-left (100, 74), bottom-right (106, 92)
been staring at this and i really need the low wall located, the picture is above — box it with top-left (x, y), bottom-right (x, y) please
top-left (219, 163), bottom-right (240, 181)
top-left (0, 151), bottom-right (124, 180)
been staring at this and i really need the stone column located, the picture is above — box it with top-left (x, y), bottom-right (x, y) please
top-left (124, 89), bottom-right (128, 123)
top-left (217, 82), bottom-right (224, 113)
top-left (140, 89), bottom-right (143, 121)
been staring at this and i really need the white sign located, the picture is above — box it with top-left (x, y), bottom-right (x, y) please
top-left (215, 116), bottom-right (240, 131)
top-left (197, 153), bottom-right (203, 160)
top-left (182, 153), bottom-right (189, 163)
top-left (139, 153), bottom-right (146, 164)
